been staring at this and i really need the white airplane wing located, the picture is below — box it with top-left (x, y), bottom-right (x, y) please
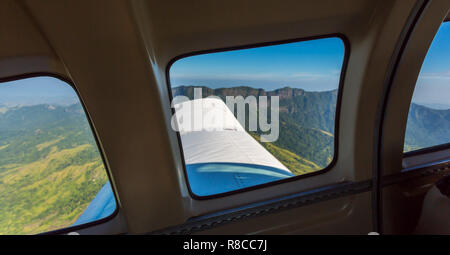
top-left (74, 97), bottom-right (293, 224)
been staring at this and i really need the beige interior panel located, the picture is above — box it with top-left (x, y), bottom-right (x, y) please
top-left (199, 192), bottom-right (371, 235)
top-left (0, 0), bottom-right (64, 77)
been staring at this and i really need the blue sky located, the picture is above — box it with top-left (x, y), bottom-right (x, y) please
top-left (170, 37), bottom-right (345, 92)
top-left (412, 22), bottom-right (450, 109)
top-left (0, 77), bottom-right (78, 106)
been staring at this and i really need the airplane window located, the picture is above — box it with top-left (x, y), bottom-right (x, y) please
top-left (404, 22), bottom-right (450, 153)
top-left (0, 76), bottom-right (116, 234)
top-left (168, 36), bottom-right (346, 197)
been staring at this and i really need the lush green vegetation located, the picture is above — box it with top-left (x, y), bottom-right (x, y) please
top-left (250, 133), bottom-right (320, 175)
top-left (0, 103), bottom-right (108, 234)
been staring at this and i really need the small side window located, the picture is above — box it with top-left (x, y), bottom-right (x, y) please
top-left (0, 76), bottom-right (116, 234)
top-left (404, 22), bottom-right (450, 153)
top-left (169, 36), bottom-right (346, 197)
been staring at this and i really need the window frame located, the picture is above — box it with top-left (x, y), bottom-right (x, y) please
top-left (404, 142), bottom-right (450, 158)
top-left (402, 19), bottom-right (450, 158)
top-left (0, 72), bottom-right (119, 235)
top-left (166, 33), bottom-right (350, 200)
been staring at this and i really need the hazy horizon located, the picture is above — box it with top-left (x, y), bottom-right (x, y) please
top-left (410, 22), bottom-right (450, 110)
top-left (0, 76), bottom-right (78, 107)
top-left (1, 77), bottom-right (449, 110)
top-left (171, 24), bottom-right (450, 109)
top-left (170, 37), bottom-right (344, 92)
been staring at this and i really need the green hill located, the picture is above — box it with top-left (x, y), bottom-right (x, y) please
top-left (0, 103), bottom-right (108, 234)
top-left (404, 103), bottom-right (450, 152)
top-left (250, 133), bottom-right (320, 175)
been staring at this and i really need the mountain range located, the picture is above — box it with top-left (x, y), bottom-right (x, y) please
top-left (404, 103), bottom-right (450, 152)
top-left (173, 85), bottom-right (450, 171)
